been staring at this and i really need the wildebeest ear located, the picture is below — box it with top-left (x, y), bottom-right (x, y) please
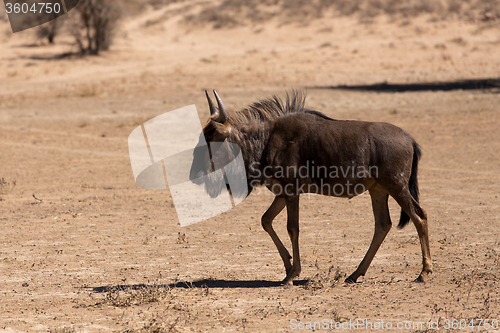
top-left (212, 121), bottom-right (232, 137)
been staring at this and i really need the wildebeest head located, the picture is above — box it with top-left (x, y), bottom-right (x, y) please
top-left (190, 90), bottom-right (310, 192)
top-left (189, 91), bottom-right (243, 198)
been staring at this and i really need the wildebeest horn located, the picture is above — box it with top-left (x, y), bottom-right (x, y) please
top-left (205, 90), bottom-right (218, 118)
top-left (213, 90), bottom-right (228, 123)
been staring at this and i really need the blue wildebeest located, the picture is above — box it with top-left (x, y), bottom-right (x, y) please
top-left (190, 90), bottom-right (432, 285)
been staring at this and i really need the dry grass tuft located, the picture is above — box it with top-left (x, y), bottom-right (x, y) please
top-left (122, 316), bottom-right (181, 333)
top-left (0, 177), bottom-right (16, 195)
top-left (78, 83), bottom-right (99, 98)
top-left (89, 284), bottom-right (173, 308)
top-left (450, 37), bottom-right (468, 46)
top-left (303, 264), bottom-right (345, 290)
top-left (449, 249), bottom-right (500, 318)
top-left (49, 327), bottom-right (76, 333)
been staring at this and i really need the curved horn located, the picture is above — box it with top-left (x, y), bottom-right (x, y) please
top-left (205, 90), bottom-right (218, 118)
top-left (213, 90), bottom-right (228, 123)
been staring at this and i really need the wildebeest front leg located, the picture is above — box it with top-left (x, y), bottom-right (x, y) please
top-left (261, 196), bottom-right (292, 275)
top-left (283, 195), bottom-right (301, 285)
top-left (346, 187), bottom-right (392, 283)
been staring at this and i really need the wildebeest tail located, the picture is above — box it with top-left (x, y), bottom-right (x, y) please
top-left (398, 142), bottom-right (422, 229)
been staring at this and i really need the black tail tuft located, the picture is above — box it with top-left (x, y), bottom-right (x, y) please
top-left (398, 142), bottom-right (422, 229)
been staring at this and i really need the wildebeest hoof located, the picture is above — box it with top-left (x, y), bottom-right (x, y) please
top-left (344, 276), bottom-right (357, 284)
top-left (414, 270), bottom-right (432, 283)
top-left (414, 275), bottom-right (426, 283)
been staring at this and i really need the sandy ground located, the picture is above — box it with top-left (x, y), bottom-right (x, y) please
top-left (0, 2), bottom-right (500, 332)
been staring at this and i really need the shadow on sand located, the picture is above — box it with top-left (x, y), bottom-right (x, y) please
top-left (312, 78), bottom-right (500, 92)
top-left (90, 278), bottom-right (309, 292)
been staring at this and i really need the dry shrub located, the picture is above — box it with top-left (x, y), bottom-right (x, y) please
top-left (69, 0), bottom-right (122, 55)
top-left (35, 13), bottom-right (64, 44)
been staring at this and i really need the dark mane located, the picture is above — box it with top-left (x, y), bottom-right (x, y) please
top-left (227, 90), bottom-right (331, 125)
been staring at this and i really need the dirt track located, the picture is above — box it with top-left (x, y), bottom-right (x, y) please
top-left (1, 2), bottom-right (499, 332)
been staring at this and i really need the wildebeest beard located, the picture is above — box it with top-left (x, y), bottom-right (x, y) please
top-left (190, 140), bottom-right (247, 200)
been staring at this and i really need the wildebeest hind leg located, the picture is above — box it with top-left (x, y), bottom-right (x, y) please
top-left (391, 191), bottom-right (432, 282)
